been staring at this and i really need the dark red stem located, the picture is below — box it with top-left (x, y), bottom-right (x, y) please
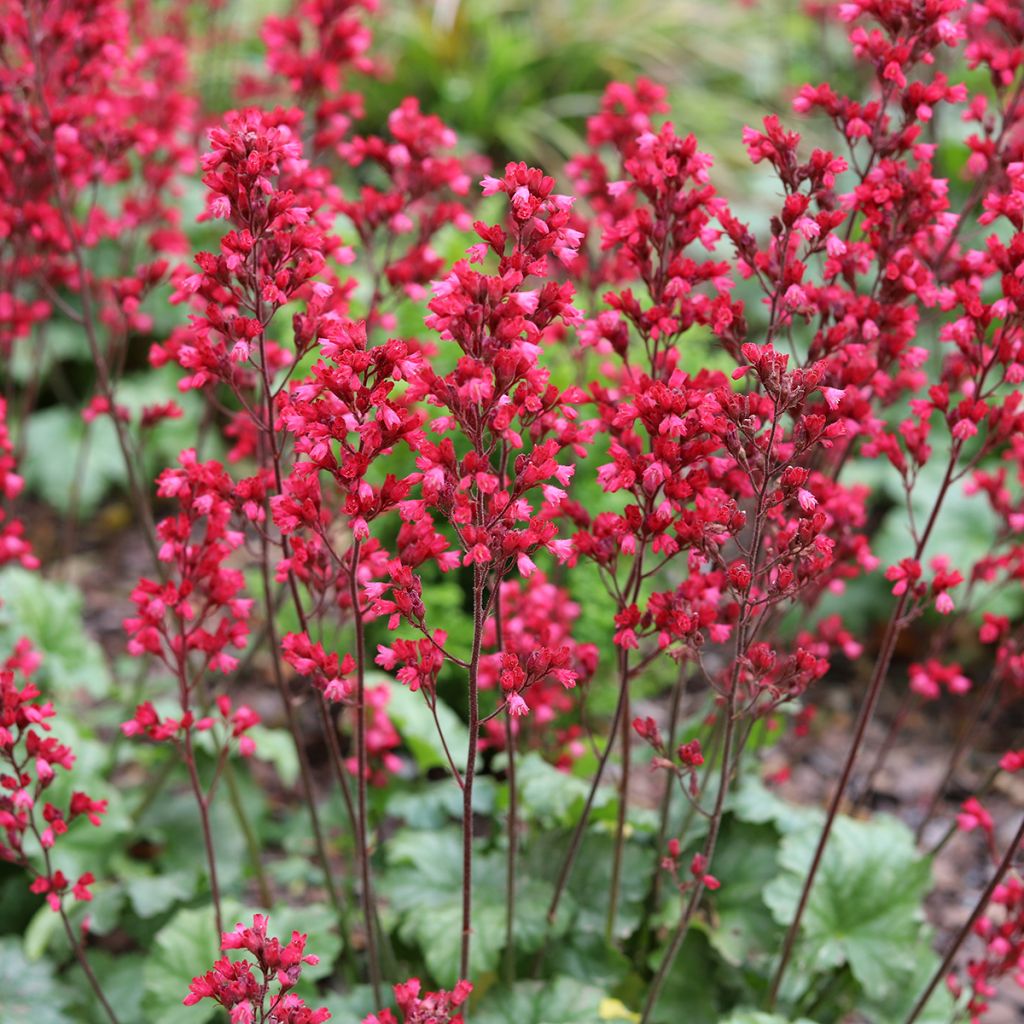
top-left (904, 814), bottom-right (1024, 1024)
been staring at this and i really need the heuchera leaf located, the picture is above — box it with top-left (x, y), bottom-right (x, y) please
top-left (720, 1012), bottom-right (822, 1024)
top-left (763, 814), bottom-right (935, 1004)
top-left (143, 903), bottom-right (232, 1024)
top-left (473, 977), bottom-right (606, 1024)
top-left (699, 818), bottom-right (782, 968)
top-left (378, 828), bottom-right (571, 981)
top-left (1, 938), bottom-right (74, 1024)
top-left (0, 567), bottom-right (111, 697)
top-left (385, 678), bottom-right (469, 773)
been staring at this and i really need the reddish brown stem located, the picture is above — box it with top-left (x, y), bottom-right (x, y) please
top-left (915, 668), bottom-right (1000, 845)
top-left (766, 446), bottom-right (961, 1009)
top-left (640, 684), bottom-right (738, 1023)
top-left (181, 725), bottom-right (223, 938)
top-left (904, 814), bottom-right (1024, 1024)
top-left (349, 539), bottom-right (382, 1006)
top-left (642, 665), bottom-right (688, 952)
top-left (460, 564), bottom-right (485, 982)
top-left (222, 759), bottom-right (273, 909)
top-left (494, 580), bottom-right (518, 984)
top-left (257, 526), bottom-right (349, 930)
top-left (503, 709), bottom-right (518, 985)
top-left (58, 905), bottom-right (121, 1024)
top-left (24, 802), bottom-right (121, 1024)
top-left (606, 646), bottom-right (632, 943)
top-left (540, 666), bottom-right (631, 931)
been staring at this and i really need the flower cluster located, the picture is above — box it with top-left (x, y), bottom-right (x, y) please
top-left (160, 107), bottom-right (342, 400)
top-left (0, 398), bottom-right (37, 570)
top-left (633, 715), bottom-right (704, 798)
top-left (660, 837), bottom-right (721, 896)
top-left (479, 574), bottom-right (598, 760)
top-left (363, 978), bottom-right (473, 1024)
top-left (0, 664), bottom-right (106, 911)
top-left (336, 97), bottom-right (476, 313)
top-left (948, 875), bottom-right (1024, 1024)
top-left (0, 0), bottom-right (192, 351)
top-left (184, 915), bottom-right (331, 1024)
top-left (122, 693), bottom-right (260, 759)
top-left (11, 1), bottom-right (1024, 1021)
top-left (124, 451), bottom-right (252, 676)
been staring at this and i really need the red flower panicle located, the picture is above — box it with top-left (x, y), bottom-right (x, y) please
top-left (363, 978), bottom-right (473, 1024)
top-left (184, 915), bottom-right (331, 1024)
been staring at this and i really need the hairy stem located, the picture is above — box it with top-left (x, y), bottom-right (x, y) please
top-left (349, 539), bottom-right (383, 1006)
top-left (503, 711), bottom-right (518, 984)
top-left (606, 646), bottom-right (631, 943)
top-left (182, 726), bottom-right (222, 937)
top-left (539, 671), bottom-right (631, 942)
top-left (767, 446), bottom-right (961, 1008)
top-left (223, 759), bottom-right (273, 910)
top-left (640, 685), bottom-right (738, 1024)
top-left (257, 524), bottom-right (350, 931)
top-left (639, 665), bottom-right (688, 961)
top-left (495, 583), bottom-right (518, 984)
top-left (59, 906), bottom-right (121, 1024)
top-left (461, 565), bottom-right (485, 982)
top-left (904, 814), bottom-right (1024, 1024)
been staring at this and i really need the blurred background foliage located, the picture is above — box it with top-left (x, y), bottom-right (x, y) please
top-left (15, 0), bottom-right (1008, 651)
top-left (0, 3), bottom-right (1011, 1017)
top-left (194, 0), bottom-right (837, 186)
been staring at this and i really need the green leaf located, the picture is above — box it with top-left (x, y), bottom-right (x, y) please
top-left (125, 869), bottom-right (197, 918)
top-left (143, 904), bottom-right (232, 1024)
top-left (247, 724), bottom-right (300, 788)
top-left (386, 776), bottom-right (497, 829)
top-left (473, 977), bottom-right (606, 1024)
top-left (700, 818), bottom-right (782, 968)
top-left (0, 939), bottom-right (74, 1024)
top-left (544, 930), bottom-right (632, 989)
top-left (80, 953), bottom-right (147, 1024)
top-left (7, 321), bottom-right (83, 384)
top-left (0, 567), bottom-right (111, 697)
top-left (524, 828), bottom-right (648, 938)
top-left (379, 828), bottom-right (570, 981)
top-left (22, 903), bottom-right (61, 960)
top-left (409, 898), bottom-right (506, 984)
top-left (379, 830), bottom-right (498, 980)
top-left (858, 937), bottom-right (958, 1023)
top-left (515, 751), bottom-right (605, 827)
top-left (22, 406), bottom-right (125, 514)
top-left (320, 986), bottom-right (377, 1021)
top-left (763, 815), bottom-right (934, 1004)
top-left (21, 370), bottom-right (216, 515)
top-left (386, 679), bottom-right (470, 773)
top-left (138, 790), bottom-right (247, 890)
top-left (644, 930), bottom-right (723, 1024)
top-left (731, 776), bottom-right (822, 835)
top-left (720, 1013), bottom-right (821, 1024)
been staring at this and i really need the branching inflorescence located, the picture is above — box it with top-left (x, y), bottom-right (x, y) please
top-left (4, 0), bottom-right (1024, 1022)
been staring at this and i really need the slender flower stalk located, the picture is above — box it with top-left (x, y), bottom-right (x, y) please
top-left (904, 815), bottom-right (1024, 1024)
top-left (350, 538), bottom-right (383, 1002)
